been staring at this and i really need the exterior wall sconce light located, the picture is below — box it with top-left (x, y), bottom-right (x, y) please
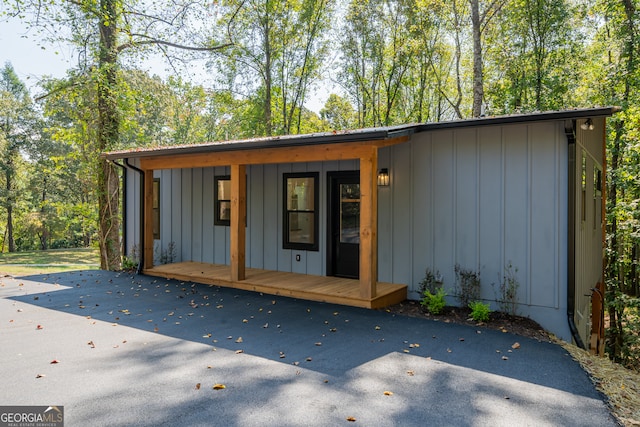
top-left (580, 118), bottom-right (594, 131)
top-left (377, 168), bottom-right (390, 186)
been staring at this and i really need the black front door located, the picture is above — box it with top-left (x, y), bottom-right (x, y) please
top-left (327, 171), bottom-right (360, 279)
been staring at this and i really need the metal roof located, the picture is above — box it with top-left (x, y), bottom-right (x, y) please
top-left (104, 107), bottom-right (619, 161)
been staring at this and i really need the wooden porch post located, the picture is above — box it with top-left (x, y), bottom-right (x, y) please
top-left (230, 164), bottom-right (246, 281)
top-left (359, 148), bottom-right (378, 299)
top-left (143, 169), bottom-right (154, 270)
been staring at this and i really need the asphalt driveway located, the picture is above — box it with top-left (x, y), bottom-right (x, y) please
top-left (0, 270), bottom-right (618, 426)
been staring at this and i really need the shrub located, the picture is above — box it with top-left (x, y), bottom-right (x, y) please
top-left (421, 288), bottom-right (447, 315)
top-left (122, 244), bottom-right (140, 272)
top-left (497, 262), bottom-right (520, 315)
top-left (469, 300), bottom-right (491, 322)
top-left (418, 268), bottom-right (443, 296)
top-left (159, 241), bottom-right (177, 264)
top-left (455, 264), bottom-right (481, 307)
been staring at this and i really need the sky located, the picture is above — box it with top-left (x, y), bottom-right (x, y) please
top-left (1, 15), bottom-right (328, 112)
top-left (1, 16), bottom-right (72, 91)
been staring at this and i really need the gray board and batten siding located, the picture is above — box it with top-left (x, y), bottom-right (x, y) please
top-left (120, 109), bottom-right (613, 343)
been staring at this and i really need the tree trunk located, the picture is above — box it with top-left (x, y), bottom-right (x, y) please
top-left (5, 167), bottom-right (15, 252)
top-left (97, 0), bottom-right (122, 270)
top-left (470, 0), bottom-right (483, 117)
top-left (6, 206), bottom-right (14, 253)
top-left (607, 119), bottom-right (625, 361)
top-left (263, 3), bottom-right (273, 137)
top-left (40, 176), bottom-right (48, 250)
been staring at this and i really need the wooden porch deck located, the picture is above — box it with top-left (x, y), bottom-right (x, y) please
top-left (144, 262), bottom-right (407, 309)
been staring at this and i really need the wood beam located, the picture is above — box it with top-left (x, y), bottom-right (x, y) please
top-left (139, 137), bottom-right (408, 171)
top-left (359, 147), bottom-right (378, 299)
top-left (143, 170), bottom-right (154, 270)
top-left (230, 164), bottom-right (246, 281)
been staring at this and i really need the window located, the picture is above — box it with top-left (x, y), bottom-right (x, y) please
top-left (152, 178), bottom-right (160, 239)
top-left (594, 166), bottom-right (602, 230)
top-left (594, 167), bottom-right (602, 197)
top-left (214, 175), bottom-right (231, 226)
top-left (283, 172), bottom-right (319, 251)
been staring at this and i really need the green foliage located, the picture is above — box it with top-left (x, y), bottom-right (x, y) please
top-left (122, 244), bottom-right (140, 272)
top-left (469, 301), bottom-right (491, 323)
top-left (213, 0), bottom-right (334, 136)
top-left (454, 265), bottom-right (481, 307)
top-left (3, 0), bottom-right (640, 367)
top-left (606, 283), bottom-right (640, 370)
top-left (320, 94), bottom-right (356, 130)
top-left (421, 288), bottom-right (447, 315)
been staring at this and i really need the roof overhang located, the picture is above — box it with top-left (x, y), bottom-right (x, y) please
top-left (103, 124), bottom-right (418, 162)
top-left (415, 106), bottom-right (620, 132)
top-left (103, 107), bottom-right (620, 166)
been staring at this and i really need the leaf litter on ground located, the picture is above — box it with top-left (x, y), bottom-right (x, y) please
top-left (557, 339), bottom-right (640, 426)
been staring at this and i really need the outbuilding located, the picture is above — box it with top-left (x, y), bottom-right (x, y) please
top-left (105, 107), bottom-right (618, 350)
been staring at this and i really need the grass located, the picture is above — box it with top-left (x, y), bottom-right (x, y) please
top-left (0, 247), bottom-right (100, 275)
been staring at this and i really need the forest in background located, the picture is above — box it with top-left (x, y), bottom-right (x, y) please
top-left (0, 0), bottom-right (639, 367)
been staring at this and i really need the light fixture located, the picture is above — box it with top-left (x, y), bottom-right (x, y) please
top-left (377, 168), bottom-right (389, 186)
top-left (580, 118), bottom-right (594, 131)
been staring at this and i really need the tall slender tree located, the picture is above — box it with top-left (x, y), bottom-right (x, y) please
top-left (468, 0), bottom-right (508, 117)
top-left (0, 63), bottom-right (36, 252)
top-left (213, 0), bottom-right (334, 136)
top-left (4, 0), bottom-right (233, 269)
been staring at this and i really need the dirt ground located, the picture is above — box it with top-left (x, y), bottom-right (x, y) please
top-left (384, 300), bottom-right (640, 427)
top-left (383, 300), bottom-right (552, 342)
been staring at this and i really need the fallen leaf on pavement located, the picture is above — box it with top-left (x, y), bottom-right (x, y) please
top-left (346, 416), bottom-right (356, 422)
top-left (235, 349), bottom-right (244, 354)
top-left (50, 359), bottom-right (60, 364)
top-left (195, 383), bottom-right (201, 390)
top-left (384, 391), bottom-right (393, 396)
top-left (36, 374), bottom-right (45, 378)
top-left (36, 325), bottom-right (43, 330)
top-left (512, 342), bottom-right (521, 349)
top-left (407, 370), bottom-right (415, 376)
top-left (212, 384), bottom-right (226, 390)
top-left (235, 337), bottom-right (243, 343)
top-left (87, 340), bottom-right (95, 348)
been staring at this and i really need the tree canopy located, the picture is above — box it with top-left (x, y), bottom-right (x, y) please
top-left (2, 0), bottom-right (640, 367)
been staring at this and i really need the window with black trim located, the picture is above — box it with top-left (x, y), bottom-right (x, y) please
top-left (214, 175), bottom-right (231, 226)
top-left (284, 172), bottom-right (319, 251)
top-left (594, 166), bottom-right (602, 230)
top-left (152, 178), bottom-right (160, 239)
